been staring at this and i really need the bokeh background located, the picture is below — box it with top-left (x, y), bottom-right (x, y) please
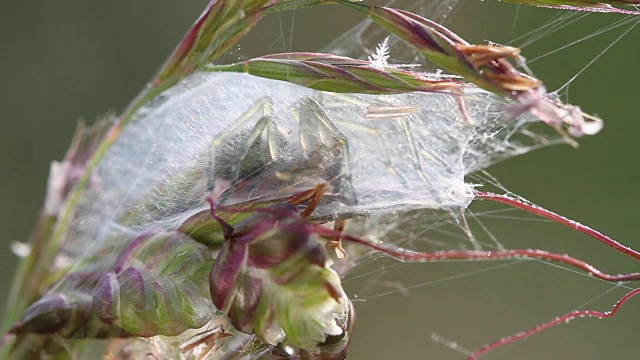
top-left (1, 1), bottom-right (639, 359)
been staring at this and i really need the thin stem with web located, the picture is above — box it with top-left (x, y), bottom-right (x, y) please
top-left (459, 191), bottom-right (640, 358)
top-left (466, 287), bottom-right (640, 360)
top-left (323, 229), bottom-right (640, 282)
top-left (475, 191), bottom-right (640, 261)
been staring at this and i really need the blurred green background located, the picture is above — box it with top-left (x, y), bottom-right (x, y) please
top-left (1, 1), bottom-right (639, 359)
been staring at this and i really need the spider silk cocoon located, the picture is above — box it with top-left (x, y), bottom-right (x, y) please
top-left (58, 72), bottom-right (546, 275)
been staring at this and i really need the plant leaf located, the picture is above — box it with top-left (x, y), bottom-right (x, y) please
top-left (93, 231), bottom-right (215, 336)
top-left (209, 202), bottom-right (348, 349)
top-left (210, 52), bottom-right (462, 94)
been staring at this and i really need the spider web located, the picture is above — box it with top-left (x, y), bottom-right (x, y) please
top-left (26, 1), bottom-right (640, 359)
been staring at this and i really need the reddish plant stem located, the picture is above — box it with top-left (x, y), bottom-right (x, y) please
top-left (475, 191), bottom-right (640, 261)
top-left (320, 227), bottom-right (640, 282)
top-left (466, 287), bottom-right (640, 360)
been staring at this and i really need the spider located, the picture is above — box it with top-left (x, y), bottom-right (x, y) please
top-left (207, 95), bottom-right (355, 208)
